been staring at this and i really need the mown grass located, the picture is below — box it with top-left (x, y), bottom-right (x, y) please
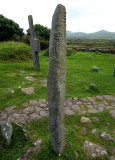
top-left (0, 111), bottom-right (114, 160)
top-left (0, 49), bottom-right (115, 109)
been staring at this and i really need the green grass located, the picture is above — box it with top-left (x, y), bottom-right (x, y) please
top-left (0, 41), bottom-right (31, 61)
top-left (0, 50), bottom-right (115, 109)
top-left (0, 111), bottom-right (114, 160)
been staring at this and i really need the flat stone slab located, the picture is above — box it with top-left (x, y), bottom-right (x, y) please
top-left (25, 76), bottom-right (36, 81)
top-left (109, 110), bottom-right (115, 118)
top-left (65, 110), bottom-right (75, 115)
top-left (9, 113), bottom-right (29, 123)
top-left (22, 87), bottom-right (34, 94)
top-left (103, 95), bottom-right (115, 101)
top-left (83, 140), bottom-right (108, 158)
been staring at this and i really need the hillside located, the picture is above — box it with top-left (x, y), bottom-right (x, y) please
top-left (67, 30), bottom-right (115, 40)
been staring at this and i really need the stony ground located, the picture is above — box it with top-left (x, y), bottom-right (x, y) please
top-left (0, 95), bottom-right (115, 124)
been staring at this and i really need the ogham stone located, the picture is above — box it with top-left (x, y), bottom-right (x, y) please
top-left (28, 15), bottom-right (40, 70)
top-left (47, 4), bottom-right (66, 154)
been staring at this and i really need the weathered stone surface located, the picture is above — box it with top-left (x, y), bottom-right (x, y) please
top-left (65, 110), bottom-right (75, 115)
top-left (1, 119), bottom-right (13, 146)
top-left (101, 132), bottom-right (115, 142)
top-left (28, 15), bottom-right (40, 70)
top-left (83, 140), bottom-right (108, 158)
top-left (81, 117), bottom-right (91, 122)
top-left (22, 87), bottom-right (34, 94)
top-left (47, 4), bottom-right (66, 154)
top-left (109, 110), bottom-right (115, 118)
top-left (25, 76), bottom-right (35, 81)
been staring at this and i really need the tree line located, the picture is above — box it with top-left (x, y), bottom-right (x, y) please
top-left (0, 14), bottom-right (50, 47)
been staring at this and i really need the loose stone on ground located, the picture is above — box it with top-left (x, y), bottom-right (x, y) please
top-left (22, 87), bottom-right (34, 95)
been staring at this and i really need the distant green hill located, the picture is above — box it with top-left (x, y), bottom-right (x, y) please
top-left (67, 30), bottom-right (115, 40)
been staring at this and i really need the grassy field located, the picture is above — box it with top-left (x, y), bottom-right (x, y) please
top-left (0, 50), bottom-right (115, 109)
top-left (0, 42), bottom-right (115, 159)
top-left (67, 39), bottom-right (115, 49)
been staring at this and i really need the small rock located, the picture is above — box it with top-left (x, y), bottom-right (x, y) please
top-left (1, 119), bottom-right (13, 146)
top-left (109, 110), bottom-right (115, 118)
top-left (83, 140), bottom-right (108, 158)
top-left (88, 54), bottom-right (93, 59)
top-left (71, 105), bottom-right (80, 110)
top-left (25, 76), bottom-right (35, 81)
top-left (81, 117), bottom-right (91, 123)
top-left (92, 117), bottom-right (100, 122)
top-left (101, 132), bottom-right (115, 142)
top-left (40, 80), bottom-right (47, 86)
top-left (79, 111), bottom-right (86, 114)
top-left (39, 111), bottom-right (47, 117)
top-left (39, 99), bottom-right (46, 103)
top-left (6, 88), bottom-right (14, 93)
top-left (75, 151), bottom-right (79, 158)
top-left (65, 110), bottom-right (75, 115)
top-left (22, 87), bottom-right (34, 95)
top-left (18, 86), bottom-right (21, 89)
top-left (88, 109), bottom-right (98, 113)
top-left (81, 127), bottom-right (87, 135)
top-left (92, 66), bottom-right (98, 72)
top-left (91, 129), bottom-right (97, 135)
top-left (30, 113), bottom-right (40, 120)
top-left (89, 84), bottom-right (97, 90)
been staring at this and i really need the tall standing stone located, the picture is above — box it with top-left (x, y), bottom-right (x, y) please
top-left (47, 4), bottom-right (66, 154)
top-left (28, 15), bottom-right (40, 70)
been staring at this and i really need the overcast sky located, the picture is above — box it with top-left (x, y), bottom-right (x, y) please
top-left (1, 0), bottom-right (115, 33)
